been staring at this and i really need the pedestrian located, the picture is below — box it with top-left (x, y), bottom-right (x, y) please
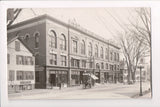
top-left (58, 82), bottom-right (61, 90)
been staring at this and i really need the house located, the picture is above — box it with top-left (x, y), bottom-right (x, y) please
top-left (7, 36), bottom-right (35, 93)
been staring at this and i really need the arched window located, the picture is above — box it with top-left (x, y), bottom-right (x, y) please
top-left (88, 42), bottom-right (92, 56)
top-left (95, 44), bottom-right (98, 58)
top-left (49, 30), bottom-right (57, 48)
top-left (100, 47), bottom-right (104, 59)
top-left (35, 32), bottom-right (40, 48)
top-left (60, 34), bottom-right (66, 50)
top-left (25, 34), bottom-right (30, 42)
top-left (96, 63), bottom-right (100, 69)
top-left (81, 40), bottom-right (85, 55)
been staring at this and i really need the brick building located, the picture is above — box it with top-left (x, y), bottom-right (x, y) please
top-left (7, 14), bottom-right (120, 89)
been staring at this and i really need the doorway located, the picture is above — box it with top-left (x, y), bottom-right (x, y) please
top-left (50, 74), bottom-right (56, 86)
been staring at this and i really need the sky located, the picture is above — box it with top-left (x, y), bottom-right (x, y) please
top-left (13, 8), bottom-right (139, 41)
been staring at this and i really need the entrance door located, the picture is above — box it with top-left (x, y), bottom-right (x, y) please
top-left (50, 74), bottom-right (56, 86)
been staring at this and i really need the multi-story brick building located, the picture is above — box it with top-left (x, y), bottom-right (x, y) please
top-left (7, 14), bottom-right (120, 89)
top-left (7, 35), bottom-right (35, 93)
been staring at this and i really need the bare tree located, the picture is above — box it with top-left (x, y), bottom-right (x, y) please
top-left (7, 8), bottom-right (22, 28)
top-left (128, 8), bottom-right (151, 53)
top-left (118, 31), bottom-right (147, 83)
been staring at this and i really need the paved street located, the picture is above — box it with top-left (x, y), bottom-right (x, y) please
top-left (9, 81), bottom-right (151, 100)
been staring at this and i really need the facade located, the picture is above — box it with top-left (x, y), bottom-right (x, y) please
top-left (7, 14), bottom-right (120, 89)
top-left (7, 36), bottom-right (35, 93)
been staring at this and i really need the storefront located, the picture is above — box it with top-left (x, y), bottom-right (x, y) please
top-left (47, 70), bottom-right (68, 88)
top-left (71, 70), bottom-right (80, 86)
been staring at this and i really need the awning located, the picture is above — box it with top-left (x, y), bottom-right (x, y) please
top-left (83, 73), bottom-right (98, 80)
top-left (90, 74), bottom-right (98, 80)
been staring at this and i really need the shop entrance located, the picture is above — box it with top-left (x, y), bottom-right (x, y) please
top-left (50, 74), bottom-right (56, 86)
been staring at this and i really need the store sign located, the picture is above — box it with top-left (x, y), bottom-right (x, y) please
top-left (20, 81), bottom-right (31, 85)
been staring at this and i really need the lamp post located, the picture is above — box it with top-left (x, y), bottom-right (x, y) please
top-left (137, 60), bottom-right (144, 96)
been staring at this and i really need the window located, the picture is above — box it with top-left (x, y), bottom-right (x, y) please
top-left (110, 64), bottom-right (113, 71)
top-left (105, 48), bottom-right (108, 59)
top-left (7, 54), bottom-right (10, 64)
top-left (117, 53), bottom-right (119, 61)
top-left (71, 58), bottom-right (79, 68)
top-left (95, 45), bottom-right (98, 58)
top-left (114, 52), bottom-right (116, 61)
top-left (81, 60), bottom-right (86, 68)
top-left (61, 55), bottom-right (66, 66)
top-left (17, 71), bottom-right (34, 80)
top-left (110, 52), bottom-right (113, 61)
top-left (9, 70), bottom-right (14, 81)
top-left (35, 71), bottom-right (40, 82)
top-left (72, 40), bottom-right (78, 53)
top-left (88, 42), bottom-right (92, 56)
top-left (117, 65), bottom-right (119, 70)
top-left (50, 53), bottom-right (57, 65)
top-left (35, 32), bottom-right (39, 48)
top-left (81, 40), bottom-right (85, 55)
top-left (15, 41), bottom-right (20, 51)
top-left (106, 63), bottom-right (108, 69)
top-left (16, 55), bottom-right (24, 65)
top-left (100, 47), bottom-right (104, 59)
top-left (60, 34), bottom-right (66, 50)
top-left (16, 55), bottom-right (34, 65)
top-left (49, 30), bottom-right (57, 48)
top-left (17, 71), bottom-right (23, 80)
top-left (114, 64), bottom-right (117, 71)
top-left (25, 34), bottom-right (30, 42)
top-left (101, 62), bottom-right (104, 69)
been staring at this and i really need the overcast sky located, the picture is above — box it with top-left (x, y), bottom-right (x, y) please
top-left (13, 8), bottom-right (140, 41)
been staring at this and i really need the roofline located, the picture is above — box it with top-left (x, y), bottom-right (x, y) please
top-left (7, 37), bottom-right (35, 55)
top-left (8, 14), bottom-right (120, 49)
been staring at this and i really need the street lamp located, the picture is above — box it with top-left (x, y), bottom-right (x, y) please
top-left (137, 59), bottom-right (144, 96)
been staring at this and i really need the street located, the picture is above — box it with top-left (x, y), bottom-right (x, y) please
top-left (9, 81), bottom-right (151, 99)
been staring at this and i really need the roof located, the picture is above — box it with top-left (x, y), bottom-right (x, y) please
top-left (8, 14), bottom-right (120, 49)
top-left (7, 35), bottom-right (34, 55)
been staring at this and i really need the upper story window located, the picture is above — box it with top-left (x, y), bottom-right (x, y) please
top-left (117, 53), bottom-right (119, 62)
top-left (95, 44), bottom-right (98, 58)
top-left (50, 53), bottom-right (57, 65)
top-left (61, 55), bottom-right (67, 66)
top-left (100, 47), bottom-right (104, 59)
top-left (25, 34), bottom-right (30, 43)
top-left (106, 63), bottom-right (108, 69)
top-left (34, 32), bottom-right (40, 48)
top-left (114, 52), bottom-right (116, 61)
top-left (88, 42), bottom-right (92, 56)
top-left (15, 41), bottom-right (20, 51)
top-left (81, 40), bottom-right (85, 55)
top-left (7, 54), bottom-right (10, 64)
top-left (49, 30), bottom-right (57, 49)
top-left (110, 52), bottom-right (113, 61)
top-left (105, 48), bottom-right (108, 60)
top-left (60, 34), bottom-right (66, 50)
top-left (81, 60), bottom-right (86, 68)
top-left (9, 70), bottom-right (15, 81)
top-left (71, 58), bottom-right (80, 68)
top-left (72, 40), bottom-right (78, 53)
top-left (16, 55), bottom-right (34, 65)
top-left (101, 62), bottom-right (104, 69)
